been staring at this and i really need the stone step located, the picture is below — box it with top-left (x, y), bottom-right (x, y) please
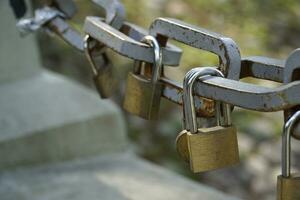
top-left (0, 153), bottom-right (242, 200)
top-left (0, 0), bottom-right (128, 170)
top-left (0, 71), bottom-right (128, 170)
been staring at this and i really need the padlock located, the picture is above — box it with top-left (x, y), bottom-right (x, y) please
top-left (84, 35), bottom-right (118, 98)
top-left (123, 35), bottom-right (163, 120)
top-left (277, 110), bottom-right (300, 200)
top-left (176, 67), bottom-right (239, 173)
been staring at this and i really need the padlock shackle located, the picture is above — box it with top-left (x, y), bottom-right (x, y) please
top-left (183, 67), bottom-right (232, 127)
top-left (183, 67), bottom-right (227, 133)
top-left (282, 110), bottom-right (300, 177)
top-left (84, 35), bottom-right (102, 76)
top-left (140, 36), bottom-right (163, 83)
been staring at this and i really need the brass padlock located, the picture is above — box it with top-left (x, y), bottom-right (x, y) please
top-left (84, 35), bottom-right (118, 98)
top-left (123, 35), bottom-right (163, 120)
top-left (176, 67), bottom-right (239, 173)
top-left (277, 110), bottom-right (300, 200)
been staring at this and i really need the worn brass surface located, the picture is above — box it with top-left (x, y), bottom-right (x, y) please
top-left (277, 174), bottom-right (300, 200)
top-left (93, 66), bottom-right (118, 98)
top-left (176, 130), bottom-right (189, 163)
top-left (176, 126), bottom-right (239, 173)
top-left (123, 72), bottom-right (162, 120)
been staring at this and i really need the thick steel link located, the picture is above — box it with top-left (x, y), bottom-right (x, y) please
top-left (161, 53), bottom-right (300, 114)
top-left (149, 18), bottom-right (241, 80)
top-left (241, 56), bottom-right (285, 82)
top-left (191, 76), bottom-right (300, 112)
top-left (83, 16), bottom-right (182, 66)
top-left (44, 0), bottom-right (77, 18)
top-left (16, 0), bottom-right (125, 52)
top-left (92, 0), bottom-right (125, 30)
top-left (282, 49), bottom-right (300, 139)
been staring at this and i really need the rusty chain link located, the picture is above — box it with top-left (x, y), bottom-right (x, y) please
top-left (13, 0), bottom-right (300, 121)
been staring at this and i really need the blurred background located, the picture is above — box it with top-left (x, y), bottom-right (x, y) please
top-left (33, 0), bottom-right (300, 199)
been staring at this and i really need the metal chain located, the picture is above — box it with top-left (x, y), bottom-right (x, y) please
top-left (12, 0), bottom-right (300, 117)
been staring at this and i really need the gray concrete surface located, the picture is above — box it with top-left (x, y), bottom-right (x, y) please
top-left (0, 153), bottom-right (241, 200)
top-left (0, 0), bottom-right (128, 170)
top-left (0, 71), bottom-right (128, 169)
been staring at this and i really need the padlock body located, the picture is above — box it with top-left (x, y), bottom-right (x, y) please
top-left (93, 66), bottom-right (117, 98)
top-left (277, 174), bottom-right (300, 200)
top-left (176, 130), bottom-right (189, 163)
top-left (123, 72), bottom-right (162, 120)
top-left (186, 126), bottom-right (239, 173)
